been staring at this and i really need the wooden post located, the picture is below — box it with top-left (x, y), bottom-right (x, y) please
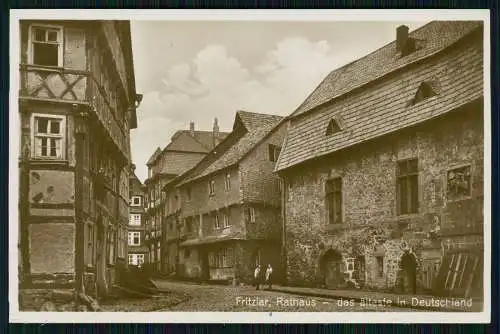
top-left (75, 110), bottom-right (89, 302)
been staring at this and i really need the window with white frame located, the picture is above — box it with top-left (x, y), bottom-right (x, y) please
top-left (128, 231), bottom-right (140, 246)
top-left (214, 214), bottom-right (221, 229)
top-left (209, 179), bottom-right (216, 196)
top-left (129, 213), bottom-right (141, 226)
top-left (223, 213), bottom-right (230, 228)
top-left (209, 247), bottom-right (234, 268)
top-left (31, 114), bottom-right (65, 160)
top-left (225, 173), bottom-right (231, 190)
top-left (128, 254), bottom-right (145, 266)
top-left (29, 25), bottom-right (63, 67)
top-left (246, 207), bottom-right (255, 223)
top-left (131, 195), bottom-right (142, 207)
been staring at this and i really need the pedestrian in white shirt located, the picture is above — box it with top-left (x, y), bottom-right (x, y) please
top-left (254, 264), bottom-right (261, 290)
top-left (265, 264), bottom-right (273, 290)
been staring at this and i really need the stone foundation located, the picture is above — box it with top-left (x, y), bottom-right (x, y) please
top-left (19, 288), bottom-right (101, 311)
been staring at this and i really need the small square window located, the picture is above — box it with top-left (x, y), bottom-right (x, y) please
top-left (184, 249), bottom-right (191, 258)
top-left (31, 114), bottom-right (66, 160)
top-left (131, 196), bottom-right (142, 206)
top-left (447, 165), bottom-right (472, 200)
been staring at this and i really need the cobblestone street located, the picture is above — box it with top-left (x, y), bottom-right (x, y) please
top-left (152, 280), bottom-right (415, 312)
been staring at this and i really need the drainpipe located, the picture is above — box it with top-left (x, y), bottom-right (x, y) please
top-left (74, 110), bottom-right (89, 303)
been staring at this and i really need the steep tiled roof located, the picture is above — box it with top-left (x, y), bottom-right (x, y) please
top-left (166, 130), bottom-right (230, 153)
top-left (291, 21), bottom-right (482, 118)
top-left (148, 130), bottom-right (230, 169)
top-left (146, 147), bottom-right (162, 166)
top-left (276, 21), bottom-right (483, 172)
top-left (161, 151), bottom-right (207, 176)
top-left (179, 111), bottom-right (284, 185)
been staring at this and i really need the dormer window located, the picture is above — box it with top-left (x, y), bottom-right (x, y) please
top-left (411, 81), bottom-right (438, 105)
top-left (326, 119), bottom-right (342, 136)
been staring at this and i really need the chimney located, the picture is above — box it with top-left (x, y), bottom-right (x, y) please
top-left (396, 25), bottom-right (409, 53)
top-left (212, 117), bottom-right (220, 148)
top-left (189, 121), bottom-right (195, 136)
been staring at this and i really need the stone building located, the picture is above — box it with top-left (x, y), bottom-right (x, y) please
top-left (275, 21), bottom-right (484, 298)
top-left (143, 121), bottom-right (228, 274)
top-left (18, 20), bottom-right (141, 309)
top-left (127, 166), bottom-right (147, 267)
top-left (173, 110), bottom-right (287, 283)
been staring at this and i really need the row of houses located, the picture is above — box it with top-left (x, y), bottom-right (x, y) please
top-left (130, 21), bottom-right (484, 298)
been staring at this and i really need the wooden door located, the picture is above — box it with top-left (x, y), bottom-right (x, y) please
top-left (321, 250), bottom-right (343, 289)
top-left (435, 250), bottom-right (481, 297)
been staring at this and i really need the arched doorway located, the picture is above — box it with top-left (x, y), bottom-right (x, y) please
top-left (320, 250), bottom-right (343, 289)
top-left (399, 252), bottom-right (417, 294)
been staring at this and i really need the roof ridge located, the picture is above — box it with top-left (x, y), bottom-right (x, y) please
top-left (289, 21), bottom-right (482, 119)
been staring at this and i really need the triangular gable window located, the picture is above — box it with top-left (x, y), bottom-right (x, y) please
top-left (412, 81), bottom-right (437, 105)
top-left (326, 119), bottom-right (342, 136)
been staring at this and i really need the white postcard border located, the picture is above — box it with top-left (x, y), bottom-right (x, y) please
top-left (9, 9), bottom-right (491, 324)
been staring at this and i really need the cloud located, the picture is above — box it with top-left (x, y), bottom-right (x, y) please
top-left (132, 37), bottom-right (341, 181)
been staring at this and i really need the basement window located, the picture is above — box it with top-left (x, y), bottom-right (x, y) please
top-left (326, 119), bottom-right (342, 136)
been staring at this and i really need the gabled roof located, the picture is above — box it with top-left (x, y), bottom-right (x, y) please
top-left (290, 21), bottom-right (482, 119)
top-left (276, 21), bottom-right (483, 172)
top-left (178, 110), bottom-right (284, 186)
top-left (165, 130), bottom-right (229, 153)
top-left (147, 130), bottom-right (230, 168)
top-left (146, 147), bottom-right (162, 166)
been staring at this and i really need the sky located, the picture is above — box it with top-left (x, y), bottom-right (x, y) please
top-left (129, 20), bottom-right (427, 182)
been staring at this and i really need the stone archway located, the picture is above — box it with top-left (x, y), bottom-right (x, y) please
top-left (399, 252), bottom-right (417, 294)
top-left (320, 249), bottom-right (343, 289)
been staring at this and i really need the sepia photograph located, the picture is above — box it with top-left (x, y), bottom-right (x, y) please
top-left (9, 9), bottom-right (491, 323)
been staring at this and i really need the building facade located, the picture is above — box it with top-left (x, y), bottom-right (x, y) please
top-left (128, 166), bottom-right (147, 267)
top-left (275, 22), bottom-right (484, 298)
top-left (173, 111), bottom-right (287, 283)
top-left (143, 121), bottom-right (228, 274)
top-left (18, 20), bottom-right (141, 310)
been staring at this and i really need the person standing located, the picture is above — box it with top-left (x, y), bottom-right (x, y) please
top-left (254, 264), bottom-right (261, 290)
top-left (265, 264), bottom-right (273, 290)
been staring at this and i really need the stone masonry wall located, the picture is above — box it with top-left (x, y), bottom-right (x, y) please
top-left (284, 104), bottom-right (483, 292)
